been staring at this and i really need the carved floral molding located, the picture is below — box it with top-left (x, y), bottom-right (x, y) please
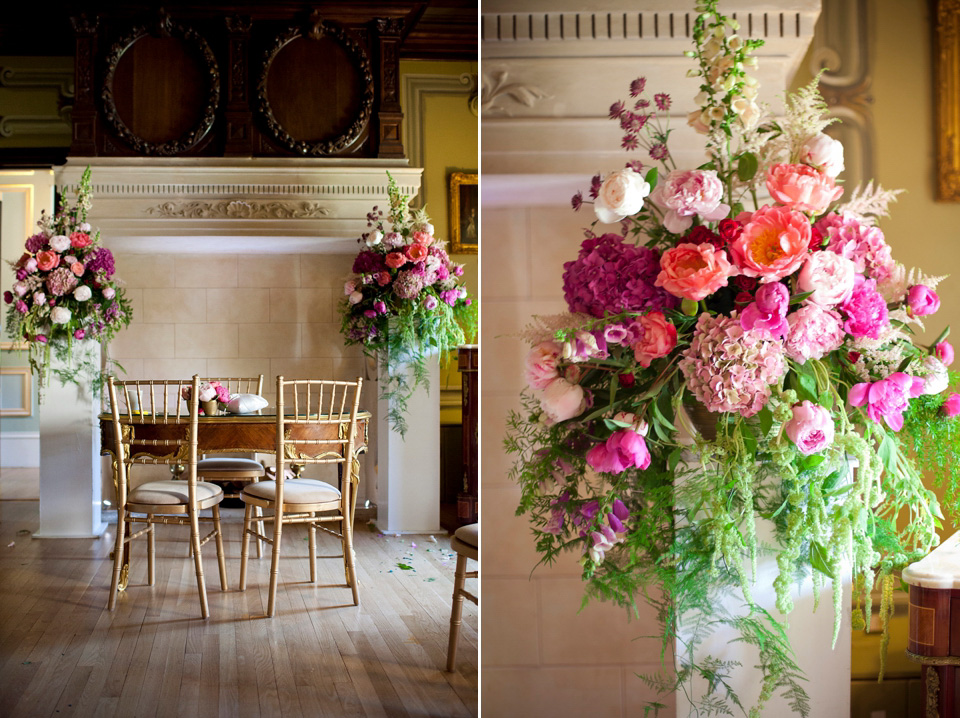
top-left (144, 199), bottom-right (330, 219)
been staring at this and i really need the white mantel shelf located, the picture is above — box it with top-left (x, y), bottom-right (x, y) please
top-left (57, 158), bottom-right (423, 254)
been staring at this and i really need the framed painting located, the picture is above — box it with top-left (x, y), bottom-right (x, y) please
top-left (936, 0), bottom-right (960, 201)
top-left (449, 172), bottom-right (478, 254)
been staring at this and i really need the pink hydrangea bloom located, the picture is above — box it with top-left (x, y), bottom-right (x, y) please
top-left (816, 212), bottom-right (895, 284)
top-left (586, 428), bottom-right (651, 474)
top-left (784, 304), bottom-right (844, 362)
top-left (840, 275), bottom-right (889, 339)
top-left (739, 281), bottom-right (789, 339)
top-left (848, 373), bottom-right (925, 431)
top-left (729, 205), bottom-right (811, 282)
top-left (648, 169), bottom-right (730, 234)
top-left (678, 312), bottom-right (786, 416)
top-left (45, 266), bottom-right (78, 296)
top-left (766, 163), bottom-right (844, 215)
top-left (784, 400), bottom-right (835, 455)
top-left (655, 242), bottom-right (737, 301)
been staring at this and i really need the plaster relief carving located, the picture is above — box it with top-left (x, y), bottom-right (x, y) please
top-left (145, 200), bottom-right (330, 219)
top-left (481, 70), bottom-right (548, 115)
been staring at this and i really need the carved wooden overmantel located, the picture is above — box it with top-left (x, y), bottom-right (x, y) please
top-left (69, 5), bottom-right (429, 160)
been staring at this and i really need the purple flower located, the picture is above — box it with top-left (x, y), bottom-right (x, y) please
top-left (739, 282), bottom-right (789, 339)
top-left (73, 329), bottom-right (85, 340)
top-left (46, 266), bottom-right (78, 296)
top-left (543, 508), bottom-right (565, 535)
top-left (2, 291), bottom-right (11, 304)
top-left (589, 174), bottom-right (602, 200)
top-left (621, 134), bottom-right (639, 151)
top-left (15, 300), bottom-right (27, 314)
top-left (907, 285), bottom-right (940, 316)
top-left (840, 275), bottom-right (889, 339)
top-left (589, 525), bottom-right (619, 563)
top-left (364, 309), bottom-right (377, 318)
top-left (423, 294), bottom-right (438, 310)
top-left (374, 300), bottom-right (387, 314)
top-left (352, 250), bottom-right (384, 274)
top-left (85, 247), bottom-right (116, 278)
top-left (629, 77), bottom-right (647, 97)
top-left (612, 498), bottom-right (629, 522)
top-left (848, 373), bottom-right (925, 431)
top-left (15, 268), bottom-right (28, 281)
top-left (25, 232), bottom-right (46, 253)
top-left (609, 100), bottom-right (625, 119)
top-left (654, 92), bottom-right (671, 111)
top-left (649, 143), bottom-right (669, 161)
top-left (571, 191), bottom-right (583, 211)
top-left (393, 270), bottom-right (425, 300)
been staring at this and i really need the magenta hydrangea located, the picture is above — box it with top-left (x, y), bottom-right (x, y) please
top-left (840, 275), bottom-right (889, 339)
top-left (678, 312), bottom-right (786, 416)
top-left (562, 233), bottom-right (677, 318)
top-left (85, 246), bottom-right (116, 278)
top-left (816, 212), bottom-right (895, 284)
top-left (25, 233), bottom-right (47, 253)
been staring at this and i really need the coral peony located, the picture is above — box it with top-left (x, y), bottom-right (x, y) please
top-left (655, 242), bottom-right (737, 301)
top-left (36, 250), bottom-right (59, 271)
top-left (629, 311), bottom-right (677, 367)
top-left (766, 163), bottom-right (844, 215)
top-left (729, 204), bottom-right (812, 282)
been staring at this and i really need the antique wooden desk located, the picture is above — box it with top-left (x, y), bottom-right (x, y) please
top-left (97, 410), bottom-right (370, 587)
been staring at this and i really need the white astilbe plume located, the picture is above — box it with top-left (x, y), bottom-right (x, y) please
top-left (759, 74), bottom-right (838, 169)
top-left (837, 181), bottom-right (904, 225)
top-left (517, 312), bottom-right (596, 345)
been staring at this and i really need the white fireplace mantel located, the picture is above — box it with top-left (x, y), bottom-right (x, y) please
top-left (57, 157), bottom-right (422, 255)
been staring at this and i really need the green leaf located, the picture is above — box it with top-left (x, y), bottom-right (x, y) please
top-left (809, 541), bottom-right (833, 577)
top-left (821, 467), bottom-right (846, 493)
top-left (797, 371), bottom-right (818, 403)
top-left (736, 152), bottom-right (758, 182)
top-left (668, 446), bottom-right (684, 473)
top-left (789, 290), bottom-right (815, 306)
top-left (818, 390), bottom-right (834, 410)
top-left (800, 454), bottom-right (825, 471)
top-left (877, 432), bottom-right (897, 475)
top-left (603, 418), bottom-right (632, 431)
top-left (756, 406), bottom-right (774, 438)
top-left (931, 325), bottom-right (951, 346)
top-left (644, 167), bottom-right (659, 190)
top-left (652, 395), bottom-right (677, 433)
top-left (740, 423), bottom-right (758, 456)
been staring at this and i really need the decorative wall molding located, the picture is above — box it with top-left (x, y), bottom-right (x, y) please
top-left (0, 65), bottom-right (74, 98)
top-left (144, 199), bottom-right (330, 219)
top-left (481, 70), bottom-right (549, 116)
top-left (0, 110), bottom-right (72, 139)
top-left (401, 73), bottom-right (477, 175)
top-left (0, 432), bottom-right (40, 468)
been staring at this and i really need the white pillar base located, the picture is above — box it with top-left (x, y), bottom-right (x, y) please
top-left (34, 342), bottom-right (107, 539)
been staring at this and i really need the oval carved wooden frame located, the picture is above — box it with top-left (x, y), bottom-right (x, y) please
top-left (101, 17), bottom-right (221, 156)
top-left (256, 20), bottom-right (374, 156)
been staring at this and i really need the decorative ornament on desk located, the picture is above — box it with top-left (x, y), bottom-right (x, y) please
top-left (507, 1), bottom-right (960, 714)
top-left (3, 167), bottom-right (132, 398)
top-left (339, 172), bottom-right (477, 437)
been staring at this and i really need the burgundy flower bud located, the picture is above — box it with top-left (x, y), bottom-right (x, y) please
top-left (617, 373), bottom-right (636, 388)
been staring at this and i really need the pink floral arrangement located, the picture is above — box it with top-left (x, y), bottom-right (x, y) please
top-left (507, 1), bottom-right (960, 713)
top-left (181, 381), bottom-right (230, 412)
top-left (3, 167), bottom-right (131, 393)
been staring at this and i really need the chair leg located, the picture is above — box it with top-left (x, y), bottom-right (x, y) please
top-left (308, 514), bottom-right (317, 584)
top-left (239, 502), bottom-right (252, 591)
top-left (108, 506), bottom-right (127, 611)
top-left (146, 514), bottom-right (155, 586)
top-left (189, 508), bottom-right (209, 619)
top-left (266, 506), bottom-right (283, 618)
top-left (255, 505), bottom-right (264, 559)
top-left (212, 504), bottom-right (227, 591)
top-left (446, 553), bottom-right (468, 672)
top-left (343, 514), bottom-right (359, 606)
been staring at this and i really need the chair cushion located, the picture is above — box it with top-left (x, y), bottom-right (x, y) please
top-left (196, 457), bottom-right (264, 475)
top-left (128, 480), bottom-right (223, 506)
top-left (243, 478), bottom-right (340, 504)
top-left (454, 523), bottom-right (478, 548)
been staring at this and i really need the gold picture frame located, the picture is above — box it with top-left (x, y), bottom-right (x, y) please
top-left (936, 0), bottom-right (960, 201)
top-left (449, 172), bottom-right (478, 254)
top-left (0, 366), bottom-right (32, 417)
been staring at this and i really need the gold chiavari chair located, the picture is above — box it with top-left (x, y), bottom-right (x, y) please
top-left (446, 523), bottom-right (478, 672)
top-left (106, 375), bottom-right (228, 619)
top-left (239, 376), bottom-right (363, 617)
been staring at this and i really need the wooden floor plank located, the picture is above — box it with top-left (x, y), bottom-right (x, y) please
top-left (0, 497), bottom-right (478, 718)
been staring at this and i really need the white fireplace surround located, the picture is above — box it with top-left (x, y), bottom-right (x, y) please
top-left (57, 157), bottom-right (423, 254)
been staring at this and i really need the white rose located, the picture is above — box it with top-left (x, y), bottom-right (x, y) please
top-left (800, 132), bottom-right (845, 178)
top-left (79, 222), bottom-right (91, 233)
top-left (798, 251), bottom-right (856, 307)
top-left (365, 230), bottom-right (383, 247)
top-left (384, 232), bottom-right (404, 249)
top-left (920, 356), bottom-right (950, 395)
top-left (102, 287), bottom-right (116, 300)
top-left (50, 306), bottom-right (71, 324)
top-left (50, 235), bottom-right (70, 252)
top-left (348, 291), bottom-right (363, 305)
top-left (539, 378), bottom-right (586, 424)
top-left (422, 222), bottom-right (435, 235)
top-left (74, 285), bottom-right (92, 302)
top-left (594, 168), bottom-right (650, 224)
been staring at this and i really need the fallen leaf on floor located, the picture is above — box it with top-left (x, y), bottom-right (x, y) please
top-left (396, 563), bottom-right (414, 571)
top-left (7, 542), bottom-right (14, 548)
top-left (17, 529), bottom-right (30, 536)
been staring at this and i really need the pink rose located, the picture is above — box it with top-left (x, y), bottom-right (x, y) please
top-left (406, 243), bottom-right (429, 262)
top-left (729, 205), bottom-right (811, 282)
top-left (629, 311), bottom-right (678, 367)
top-left (907, 285), bottom-right (940, 317)
top-left (586, 429), bottom-right (651, 474)
top-left (648, 169), bottom-right (730, 234)
top-left (375, 271), bottom-right (392, 286)
top-left (525, 341), bottom-right (563, 390)
top-left (540, 378), bottom-right (587, 423)
top-left (594, 168), bottom-right (651, 224)
top-left (71, 262), bottom-right (85, 277)
top-left (739, 281), bottom-right (789, 339)
top-left (70, 231), bottom-right (92, 248)
top-left (785, 304), bottom-right (844, 362)
top-left (766, 163), bottom-right (844, 215)
top-left (798, 250), bottom-right (856, 307)
top-left (385, 252), bottom-right (408, 269)
top-left (942, 393), bottom-right (960, 417)
top-left (935, 341), bottom-right (954, 367)
top-left (655, 242), bottom-right (736, 301)
top-left (36, 250), bottom-right (59, 271)
top-left (784, 400), bottom-right (835, 455)
top-left (848, 373), bottom-right (925, 431)
top-left (412, 230), bottom-right (434, 246)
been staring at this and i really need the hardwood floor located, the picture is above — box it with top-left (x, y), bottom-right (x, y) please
top-left (0, 495), bottom-right (477, 717)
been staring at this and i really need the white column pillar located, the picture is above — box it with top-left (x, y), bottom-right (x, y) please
top-left (377, 353), bottom-right (441, 534)
top-left (34, 341), bottom-right (107, 538)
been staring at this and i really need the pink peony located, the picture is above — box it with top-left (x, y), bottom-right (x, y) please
top-left (784, 304), bottom-right (845, 362)
top-left (798, 250), bottom-right (856, 307)
top-left (629, 311), bottom-right (677, 367)
top-left (729, 205), bottom-right (812, 282)
top-left (942, 393), bottom-right (960, 418)
top-left (784, 400), bottom-right (835, 455)
top-left (648, 169), bottom-right (730, 234)
top-left (817, 213), bottom-right (895, 284)
top-left (70, 231), bottom-right (92, 248)
top-left (766, 163), bottom-right (844, 215)
top-left (586, 429), bottom-right (651, 474)
top-left (739, 281), bottom-right (789, 339)
top-left (799, 133), bottom-right (845, 179)
top-left (935, 341), bottom-right (954, 367)
top-left (907, 285), bottom-right (940, 317)
top-left (848, 373), bottom-right (925, 431)
top-left (406, 243), bottom-right (429, 263)
top-left (678, 312), bottom-right (786, 416)
top-left (840, 275), bottom-right (889, 339)
top-left (540, 378), bottom-right (587, 423)
top-left (655, 242), bottom-right (737, 301)
top-left (525, 342), bottom-right (563, 390)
